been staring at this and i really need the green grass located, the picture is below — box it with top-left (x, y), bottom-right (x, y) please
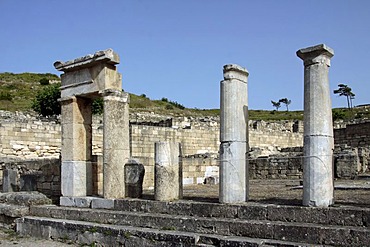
top-left (1, 72), bottom-right (369, 121)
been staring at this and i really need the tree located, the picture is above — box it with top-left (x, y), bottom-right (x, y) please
top-left (32, 83), bottom-right (104, 117)
top-left (32, 83), bottom-right (61, 116)
top-left (333, 84), bottom-right (355, 109)
top-left (271, 100), bottom-right (281, 111)
top-left (279, 98), bottom-right (292, 111)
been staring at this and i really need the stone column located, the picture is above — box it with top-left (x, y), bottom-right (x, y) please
top-left (297, 44), bottom-right (334, 207)
top-left (219, 64), bottom-right (249, 203)
top-left (60, 96), bottom-right (92, 197)
top-left (102, 89), bottom-right (130, 199)
top-left (154, 142), bottom-right (181, 201)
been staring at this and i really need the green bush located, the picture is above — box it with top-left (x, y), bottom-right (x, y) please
top-left (32, 83), bottom-right (61, 116)
top-left (39, 78), bottom-right (50, 86)
top-left (92, 98), bottom-right (104, 115)
top-left (0, 91), bottom-right (13, 101)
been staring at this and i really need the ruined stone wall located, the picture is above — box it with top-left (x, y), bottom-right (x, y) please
top-left (0, 111), bottom-right (303, 160)
top-left (334, 121), bottom-right (370, 147)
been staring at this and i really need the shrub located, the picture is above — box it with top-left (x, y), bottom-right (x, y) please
top-left (39, 78), bottom-right (50, 85)
top-left (32, 83), bottom-right (61, 116)
top-left (92, 98), bottom-right (104, 115)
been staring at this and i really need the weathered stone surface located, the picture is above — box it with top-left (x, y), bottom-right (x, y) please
top-left (154, 142), bottom-right (181, 201)
top-left (60, 97), bottom-right (92, 161)
top-left (55, 49), bottom-right (121, 98)
top-left (334, 146), bottom-right (360, 178)
top-left (297, 44), bottom-right (334, 207)
top-left (2, 169), bottom-right (17, 192)
top-left (59, 196), bottom-right (93, 208)
top-left (20, 174), bottom-right (38, 191)
top-left (219, 64), bottom-right (249, 204)
top-left (125, 160), bottom-right (145, 198)
top-left (61, 161), bottom-right (89, 197)
top-left (0, 191), bottom-right (51, 206)
top-left (91, 198), bottom-right (114, 209)
top-left (103, 90), bottom-right (130, 199)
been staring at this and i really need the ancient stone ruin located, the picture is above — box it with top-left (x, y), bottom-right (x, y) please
top-left (55, 49), bottom-right (130, 200)
top-left (0, 45), bottom-right (369, 246)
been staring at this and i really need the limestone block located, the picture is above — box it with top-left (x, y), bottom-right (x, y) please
top-left (91, 198), bottom-right (115, 209)
top-left (154, 142), bottom-right (181, 201)
top-left (61, 123), bottom-right (92, 161)
top-left (61, 161), bottom-right (89, 197)
top-left (60, 97), bottom-right (92, 125)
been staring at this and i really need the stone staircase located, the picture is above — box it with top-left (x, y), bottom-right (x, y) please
top-left (16, 197), bottom-right (370, 246)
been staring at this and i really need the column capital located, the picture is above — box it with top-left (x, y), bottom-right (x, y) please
top-left (100, 89), bottom-right (130, 103)
top-left (223, 64), bottom-right (249, 82)
top-left (296, 44), bottom-right (334, 67)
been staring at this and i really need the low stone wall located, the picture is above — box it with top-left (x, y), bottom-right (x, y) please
top-left (0, 158), bottom-right (61, 202)
top-left (334, 121), bottom-right (370, 148)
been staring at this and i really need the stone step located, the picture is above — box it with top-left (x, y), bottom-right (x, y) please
top-left (60, 196), bottom-right (370, 227)
top-left (16, 216), bottom-right (328, 247)
top-left (30, 205), bottom-right (370, 246)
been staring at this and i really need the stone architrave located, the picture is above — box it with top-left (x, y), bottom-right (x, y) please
top-left (55, 49), bottom-right (126, 198)
top-left (219, 64), bottom-right (249, 203)
top-left (102, 89), bottom-right (130, 199)
top-left (154, 142), bottom-right (181, 201)
top-left (297, 44), bottom-right (334, 207)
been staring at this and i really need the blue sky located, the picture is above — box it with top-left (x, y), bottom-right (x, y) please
top-left (0, 0), bottom-right (369, 110)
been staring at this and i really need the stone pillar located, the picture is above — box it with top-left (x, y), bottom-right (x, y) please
top-left (297, 44), bottom-right (334, 207)
top-left (154, 142), bottom-right (181, 201)
top-left (60, 96), bottom-right (92, 197)
top-left (102, 89), bottom-right (130, 199)
top-left (219, 64), bottom-right (249, 203)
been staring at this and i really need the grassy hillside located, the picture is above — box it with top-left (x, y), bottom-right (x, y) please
top-left (0, 72), bottom-right (369, 121)
top-left (0, 72), bottom-right (60, 111)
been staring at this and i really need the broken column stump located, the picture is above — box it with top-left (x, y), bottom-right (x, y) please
top-left (154, 142), bottom-right (181, 201)
top-left (125, 160), bottom-right (145, 198)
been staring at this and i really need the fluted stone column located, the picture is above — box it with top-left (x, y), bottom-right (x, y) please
top-left (297, 44), bottom-right (334, 207)
top-left (219, 64), bottom-right (249, 203)
top-left (154, 142), bottom-right (181, 201)
top-left (60, 96), bottom-right (92, 197)
top-left (102, 89), bottom-right (130, 199)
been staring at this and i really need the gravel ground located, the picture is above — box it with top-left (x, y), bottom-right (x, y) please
top-left (1, 179), bottom-right (369, 246)
top-left (0, 227), bottom-right (79, 246)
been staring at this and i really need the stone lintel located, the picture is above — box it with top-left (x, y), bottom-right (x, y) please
top-left (223, 64), bottom-right (249, 82)
top-left (58, 96), bottom-right (76, 103)
top-left (54, 49), bottom-right (119, 72)
top-left (296, 44), bottom-right (334, 66)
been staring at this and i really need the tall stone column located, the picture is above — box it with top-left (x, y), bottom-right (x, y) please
top-left (154, 142), bottom-right (181, 201)
top-left (219, 64), bottom-right (249, 203)
top-left (297, 44), bottom-right (334, 207)
top-left (60, 96), bottom-right (92, 197)
top-left (102, 89), bottom-right (130, 199)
